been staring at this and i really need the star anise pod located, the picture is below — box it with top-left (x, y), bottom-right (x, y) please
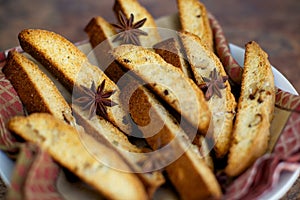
top-left (74, 80), bottom-right (118, 119)
top-left (200, 68), bottom-right (228, 100)
top-left (111, 11), bottom-right (148, 45)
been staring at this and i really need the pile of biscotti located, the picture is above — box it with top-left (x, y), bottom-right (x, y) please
top-left (3, 0), bottom-right (276, 199)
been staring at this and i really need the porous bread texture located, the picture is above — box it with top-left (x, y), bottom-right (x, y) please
top-left (85, 16), bottom-right (125, 83)
top-left (18, 29), bottom-right (88, 92)
top-left (180, 32), bottom-right (236, 158)
top-left (225, 41), bottom-right (275, 177)
top-left (72, 105), bottom-right (165, 196)
top-left (18, 28), bottom-right (132, 135)
top-left (152, 38), bottom-right (215, 168)
top-left (8, 113), bottom-right (148, 200)
top-left (85, 16), bottom-right (117, 48)
top-left (3, 51), bottom-right (71, 120)
top-left (166, 146), bottom-right (222, 200)
top-left (113, 0), bottom-right (161, 47)
top-left (113, 44), bottom-right (211, 134)
top-left (177, 0), bottom-right (214, 51)
top-left (153, 38), bottom-right (192, 78)
top-left (84, 19), bottom-right (216, 195)
top-left (127, 84), bottom-right (222, 200)
top-left (72, 105), bottom-right (140, 152)
top-left (85, 18), bottom-right (166, 194)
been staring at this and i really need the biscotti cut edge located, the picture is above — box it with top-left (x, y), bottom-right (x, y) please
top-left (112, 44), bottom-right (211, 134)
top-left (18, 28), bottom-right (132, 135)
top-left (8, 113), bottom-right (148, 200)
top-left (18, 29), bottom-right (88, 92)
top-left (72, 104), bottom-right (165, 196)
top-left (84, 16), bottom-right (166, 195)
top-left (84, 16), bottom-right (125, 83)
top-left (225, 41), bottom-right (275, 176)
top-left (180, 31), bottom-right (237, 158)
top-left (153, 37), bottom-right (193, 78)
top-left (177, 0), bottom-right (214, 51)
top-left (2, 50), bottom-right (72, 121)
top-left (127, 84), bottom-right (221, 200)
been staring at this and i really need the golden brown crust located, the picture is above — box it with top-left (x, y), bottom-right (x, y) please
top-left (179, 32), bottom-right (237, 157)
top-left (72, 105), bottom-right (140, 152)
top-left (84, 17), bottom-right (166, 195)
top-left (8, 113), bottom-right (148, 200)
top-left (127, 85), bottom-right (222, 200)
top-left (177, 0), bottom-right (214, 51)
top-left (18, 28), bottom-right (132, 135)
top-left (225, 41), bottom-right (275, 177)
top-left (113, 44), bottom-right (211, 134)
top-left (153, 38), bottom-right (182, 69)
top-left (72, 105), bottom-right (165, 196)
top-left (18, 29), bottom-right (87, 92)
top-left (166, 149), bottom-right (221, 200)
top-left (3, 51), bottom-right (71, 120)
top-left (85, 16), bottom-right (116, 48)
top-left (84, 16), bottom-right (125, 83)
top-left (153, 38), bottom-right (192, 78)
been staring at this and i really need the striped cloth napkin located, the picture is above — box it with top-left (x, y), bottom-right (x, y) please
top-left (209, 13), bottom-right (300, 200)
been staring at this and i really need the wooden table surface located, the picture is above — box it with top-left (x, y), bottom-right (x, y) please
top-left (0, 0), bottom-right (299, 199)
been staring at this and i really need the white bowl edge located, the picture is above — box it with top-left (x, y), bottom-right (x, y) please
top-left (229, 43), bottom-right (300, 200)
top-left (0, 43), bottom-right (299, 200)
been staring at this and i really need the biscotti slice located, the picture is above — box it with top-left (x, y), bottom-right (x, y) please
top-left (126, 84), bottom-right (221, 200)
top-left (180, 32), bottom-right (236, 158)
top-left (85, 22), bottom-right (214, 194)
top-left (113, 44), bottom-right (211, 134)
top-left (85, 18), bottom-right (167, 193)
top-left (177, 0), bottom-right (214, 51)
top-left (225, 41), bottom-right (275, 177)
top-left (113, 0), bottom-right (161, 47)
top-left (18, 29), bottom-right (132, 135)
top-left (153, 38), bottom-right (192, 78)
top-left (85, 16), bottom-right (117, 48)
top-left (8, 113), bottom-right (148, 200)
top-left (72, 105), bottom-right (165, 196)
top-left (2, 51), bottom-right (72, 121)
top-left (18, 29), bottom-right (87, 92)
top-left (85, 16), bottom-right (125, 83)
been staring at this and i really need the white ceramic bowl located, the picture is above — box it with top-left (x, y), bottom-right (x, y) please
top-left (229, 43), bottom-right (299, 200)
top-left (0, 43), bottom-right (299, 199)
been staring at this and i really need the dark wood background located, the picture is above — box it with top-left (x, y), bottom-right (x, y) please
top-left (0, 0), bottom-right (299, 199)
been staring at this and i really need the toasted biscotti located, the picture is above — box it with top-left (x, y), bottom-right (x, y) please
top-left (86, 17), bottom-right (166, 193)
top-left (112, 44), bottom-right (211, 134)
top-left (177, 0), bottom-right (214, 51)
top-left (113, 0), bottom-right (161, 47)
top-left (72, 104), bottom-right (165, 196)
top-left (85, 16), bottom-right (117, 48)
top-left (2, 51), bottom-right (71, 120)
top-left (225, 41), bottom-right (275, 177)
top-left (18, 29), bottom-right (131, 135)
top-left (85, 16), bottom-right (125, 83)
top-left (126, 84), bottom-right (221, 200)
top-left (153, 38), bottom-right (215, 164)
top-left (180, 32), bottom-right (236, 158)
top-left (153, 38), bottom-right (192, 78)
top-left (18, 29), bottom-right (87, 92)
top-left (8, 113), bottom-right (148, 200)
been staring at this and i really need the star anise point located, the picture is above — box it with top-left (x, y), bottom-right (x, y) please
top-left (74, 80), bottom-right (118, 119)
top-left (111, 11), bottom-right (148, 45)
top-left (200, 68), bottom-right (228, 100)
